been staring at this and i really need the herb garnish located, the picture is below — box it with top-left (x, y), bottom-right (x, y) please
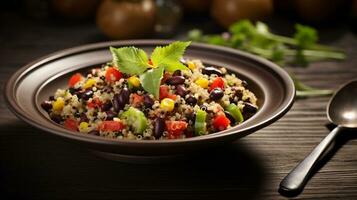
top-left (110, 41), bottom-right (191, 98)
top-left (188, 20), bottom-right (346, 97)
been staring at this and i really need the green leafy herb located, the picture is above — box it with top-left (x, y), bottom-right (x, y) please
top-left (110, 46), bottom-right (149, 75)
top-left (110, 41), bottom-right (191, 98)
top-left (187, 20), bottom-right (346, 97)
top-left (151, 41), bottom-right (191, 72)
top-left (139, 65), bottom-right (165, 98)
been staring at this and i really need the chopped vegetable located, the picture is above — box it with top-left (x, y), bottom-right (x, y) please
top-left (165, 120), bottom-right (188, 139)
top-left (120, 107), bottom-right (148, 134)
top-left (194, 109), bottom-right (207, 135)
top-left (159, 85), bottom-right (176, 100)
top-left (83, 78), bottom-right (96, 89)
top-left (195, 77), bottom-right (209, 88)
top-left (187, 61), bottom-right (196, 70)
top-left (79, 122), bottom-right (89, 132)
top-left (132, 93), bottom-right (144, 107)
top-left (128, 76), bottom-right (141, 88)
top-left (212, 114), bottom-right (230, 131)
top-left (105, 67), bottom-right (122, 82)
top-left (160, 98), bottom-right (175, 112)
top-left (209, 77), bottom-right (225, 92)
top-left (87, 98), bottom-right (102, 109)
top-left (52, 97), bottom-right (64, 111)
top-left (68, 73), bottom-right (83, 87)
top-left (64, 118), bottom-right (78, 131)
top-left (226, 103), bottom-right (244, 123)
top-left (98, 120), bottom-right (125, 132)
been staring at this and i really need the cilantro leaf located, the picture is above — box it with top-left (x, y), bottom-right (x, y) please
top-left (110, 46), bottom-right (149, 75)
top-left (139, 65), bottom-right (165, 98)
top-left (151, 41), bottom-right (191, 72)
top-left (293, 24), bottom-right (318, 49)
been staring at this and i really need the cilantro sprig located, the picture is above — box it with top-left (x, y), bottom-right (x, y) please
top-left (110, 41), bottom-right (191, 98)
top-left (188, 20), bottom-right (346, 97)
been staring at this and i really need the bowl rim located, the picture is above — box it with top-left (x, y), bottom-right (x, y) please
top-left (4, 39), bottom-right (295, 146)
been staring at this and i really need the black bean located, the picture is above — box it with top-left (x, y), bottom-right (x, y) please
top-left (113, 87), bottom-right (130, 112)
top-left (50, 114), bottom-right (62, 124)
top-left (143, 94), bottom-right (154, 108)
top-left (101, 101), bottom-right (112, 111)
top-left (229, 96), bottom-right (238, 104)
top-left (49, 96), bottom-right (55, 101)
top-left (209, 88), bottom-right (224, 101)
top-left (82, 90), bottom-right (93, 100)
top-left (80, 113), bottom-right (89, 123)
top-left (202, 67), bottom-right (222, 76)
top-left (112, 94), bottom-right (120, 112)
top-left (243, 102), bottom-right (258, 114)
top-left (88, 130), bottom-right (100, 136)
top-left (235, 90), bottom-right (243, 100)
top-left (103, 86), bottom-right (113, 93)
top-left (199, 105), bottom-right (207, 111)
top-left (187, 113), bottom-right (196, 125)
top-left (242, 102), bottom-right (258, 120)
top-left (41, 100), bottom-right (52, 112)
top-left (166, 76), bottom-right (185, 85)
top-left (74, 112), bottom-right (81, 118)
top-left (175, 85), bottom-right (187, 97)
top-left (241, 80), bottom-right (248, 87)
top-left (68, 87), bottom-right (76, 95)
top-left (186, 95), bottom-right (197, 106)
top-left (172, 70), bottom-right (182, 76)
top-left (224, 111), bottom-right (236, 124)
top-left (154, 118), bottom-right (165, 139)
top-left (106, 111), bottom-right (117, 120)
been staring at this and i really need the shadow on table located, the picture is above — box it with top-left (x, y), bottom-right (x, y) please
top-left (0, 121), bottom-right (267, 200)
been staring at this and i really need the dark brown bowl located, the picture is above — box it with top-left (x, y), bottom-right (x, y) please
top-left (4, 40), bottom-right (295, 162)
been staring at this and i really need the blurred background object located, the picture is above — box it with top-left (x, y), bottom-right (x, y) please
top-left (181, 0), bottom-right (212, 14)
top-left (2, 0), bottom-right (357, 40)
top-left (50, 0), bottom-right (100, 20)
top-left (292, 0), bottom-right (349, 24)
top-left (211, 0), bottom-right (273, 28)
top-left (154, 0), bottom-right (182, 37)
top-left (96, 0), bottom-right (156, 39)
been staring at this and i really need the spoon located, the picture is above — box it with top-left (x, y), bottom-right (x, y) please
top-left (279, 79), bottom-right (357, 196)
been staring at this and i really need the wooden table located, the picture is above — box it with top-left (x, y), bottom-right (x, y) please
top-left (1, 12), bottom-right (357, 200)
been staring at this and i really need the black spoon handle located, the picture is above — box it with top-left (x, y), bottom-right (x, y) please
top-left (279, 126), bottom-right (343, 195)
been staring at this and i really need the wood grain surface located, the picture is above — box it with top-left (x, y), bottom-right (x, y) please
top-left (1, 12), bottom-right (357, 200)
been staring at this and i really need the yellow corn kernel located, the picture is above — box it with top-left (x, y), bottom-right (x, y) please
top-left (187, 61), bottom-right (196, 70)
top-left (79, 122), bottom-right (89, 132)
top-left (52, 97), bottom-right (64, 111)
top-left (160, 98), bottom-right (175, 112)
top-left (83, 78), bottom-right (96, 89)
top-left (195, 78), bottom-right (209, 89)
top-left (128, 76), bottom-right (141, 87)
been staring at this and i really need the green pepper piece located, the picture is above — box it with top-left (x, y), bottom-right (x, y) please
top-left (226, 104), bottom-right (244, 123)
top-left (194, 109), bottom-right (207, 136)
top-left (120, 107), bottom-right (148, 134)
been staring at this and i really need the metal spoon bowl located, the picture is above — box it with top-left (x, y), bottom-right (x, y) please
top-left (279, 79), bottom-right (357, 196)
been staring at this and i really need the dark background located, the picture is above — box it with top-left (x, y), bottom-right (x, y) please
top-left (1, 1), bottom-right (357, 199)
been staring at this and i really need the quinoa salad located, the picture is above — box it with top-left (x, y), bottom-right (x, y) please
top-left (41, 41), bottom-right (258, 140)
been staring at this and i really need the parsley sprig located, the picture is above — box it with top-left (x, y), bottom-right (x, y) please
top-left (188, 20), bottom-right (346, 97)
top-left (110, 41), bottom-right (191, 98)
